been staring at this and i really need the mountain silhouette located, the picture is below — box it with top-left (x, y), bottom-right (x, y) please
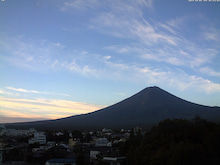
top-left (5, 86), bottom-right (220, 129)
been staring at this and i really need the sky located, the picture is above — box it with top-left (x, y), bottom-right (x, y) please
top-left (0, 0), bottom-right (220, 123)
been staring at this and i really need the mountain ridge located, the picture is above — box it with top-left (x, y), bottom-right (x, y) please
top-left (4, 86), bottom-right (220, 129)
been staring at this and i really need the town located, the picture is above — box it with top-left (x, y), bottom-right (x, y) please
top-left (0, 124), bottom-right (143, 165)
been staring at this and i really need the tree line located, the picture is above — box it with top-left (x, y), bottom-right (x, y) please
top-left (120, 118), bottom-right (220, 165)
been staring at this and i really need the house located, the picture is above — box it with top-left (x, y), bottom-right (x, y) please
top-left (45, 158), bottom-right (76, 165)
top-left (89, 146), bottom-right (114, 163)
top-left (102, 128), bottom-right (112, 133)
top-left (102, 156), bottom-right (127, 165)
top-left (95, 138), bottom-right (112, 147)
top-left (47, 141), bottom-right (56, 147)
top-left (56, 132), bottom-right (64, 136)
top-left (29, 132), bottom-right (46, 144)
top-left (90, 150), bottom-right (101, 159)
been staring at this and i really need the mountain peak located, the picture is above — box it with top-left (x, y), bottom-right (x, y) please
top-left (142, 86), bottom-right (162, 92)
top-left (138, 86), bottom-right (167, 98)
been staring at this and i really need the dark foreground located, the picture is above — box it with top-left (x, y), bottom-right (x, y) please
top-left (1, 118), bottom-right (220, 165)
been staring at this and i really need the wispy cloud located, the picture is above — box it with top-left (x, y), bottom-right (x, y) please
top-left (1, 35), bottom-right (220, 95)
top-left (102, 58), bottom-right (220, 94)
top-left (0, 36), bottom-right (102, 77)
top-left (64, 60), bottom-right (100, 77)
top-left (84, 2), bottom-right (219, 69)
top-left (3, 86), bottom-right (71, 97)
top-left (6, 86), bottom-right (40, 94)
top-left (61, 0), bottom-right (153, 12)
top-left (0, 96), bottom-right (105, 122)
top-left (0, 89), bottom-right (16, 96)
top-left (90, 11), bottom-right (177, 46)
top-left (200, 67), bottom-right (220, 77)
top-left (3, 34), bottom-right (220, 94)
top-left (159, 23), bottom-right (177, 35)
top-left (0, 36), bottom-right (65, 72)
top-left (203, 27), bottom-right (220, 41)
top-left (61, 0), bottom-right (100, 11)
top-left (136, 66), bottom-right (220, 93)
top-left (1, 1), bottom-right (220, 100)
top-left (2, 1), bottom-right (218, 77)
top-left (0, 116), bottom-right (49, 123)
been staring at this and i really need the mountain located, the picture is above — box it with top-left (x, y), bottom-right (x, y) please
top-left (5, 86), bottom-right (220, 129)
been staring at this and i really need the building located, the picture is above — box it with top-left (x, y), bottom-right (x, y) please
top-left (95, 138), bottom-right (112, 147)
top-left (56, 132), bottom-right (64, 136)
top-left (90, 150), bottom-right (101, 159)
top-left (29, 132), bottom-right (46, 144)
top-left (102, 156), bottom-right (127, 165)
top-left (45, 158), bottom-right (76, 165)
top-left (1, 127), bottom-right (36, 137)
top-left (102, 128), bottom-right (112, 133)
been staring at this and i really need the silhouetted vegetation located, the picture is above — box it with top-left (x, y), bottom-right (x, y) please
top-left (121, 118), bottom-right (220, 165)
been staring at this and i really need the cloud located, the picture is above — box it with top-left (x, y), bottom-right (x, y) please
top-left (64, 60), bottom-right (100, 77)
top-left (6, 86), bottom-right (40, 94)
top-left (105, 42), bottom-right (217, 68)
top-left (0, 36), bottom-right (66, 72)
top-left (61, 0), bottom-right (99, 11)
top-left (0, 36), bottom-right (99, 78)
top-left (0, 97), bottom-right (105, 122)
top-left (203, 27), bottom-right (220, 41)
top-left (186, 76), bottom-right (220, 93)
top-left (103, 56), bottom-right (111, 60)
top-left (103, 60), bottom-right (220, 94)
top-left (138, 0), bottom-right (153, 8)
top-left (1, 1), bottom-right (220, 99)
top-left (159, 23), bottom-right (177, 35)
top-left (4, 86), bottom-right (71, 97)
top-left (131, 20), bottom-right (178, 46)
top-left (1, 36), bottom-right (105, 77)
top-left (166, 17), bottom-right (186, 29)
top-left (200, 67), bottom-right (220, 77)
top-left (2, 35), bottom-right (220, 95)
top-left (61, 0), bottom-right (153, 12)
top-left (86, 2), bottom-right (219, 69)
top-left (0, 116), bottom-right (49, 123)
top-left (2, 1), bottom-right (218, 77)
top-left (137, 67), bottom-right (220, 93)
top-left (91, 11), bottom-right (177, 46)
top-left (0, 89), bottom-right (16, 96)
top-left (141, 53), bottom-right (184, 66)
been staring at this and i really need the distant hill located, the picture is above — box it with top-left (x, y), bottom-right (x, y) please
top-left (5, 86), bottom-right (220, 130)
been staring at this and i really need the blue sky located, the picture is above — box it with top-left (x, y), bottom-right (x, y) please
top-left (0, 0), bottom-right (220, 123)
